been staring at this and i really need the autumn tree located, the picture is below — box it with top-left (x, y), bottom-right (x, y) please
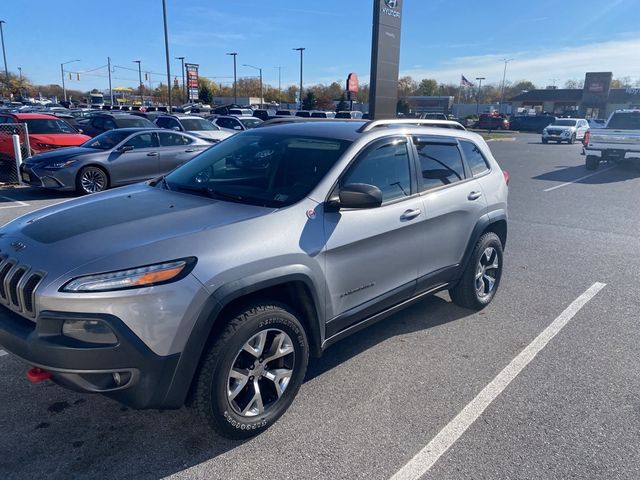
top-left (398, 76), bottom-right (417, 97)
top-left (418, 78), bottom-right (438, 96)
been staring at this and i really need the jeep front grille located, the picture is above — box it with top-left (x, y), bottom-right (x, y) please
top-left (0, 256), bottom-right (45, 317)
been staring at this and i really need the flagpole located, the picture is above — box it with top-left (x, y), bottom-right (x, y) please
top-left (455, 75), bottom-right (463, 117)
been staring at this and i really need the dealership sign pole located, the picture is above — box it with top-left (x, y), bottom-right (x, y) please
top-left (369, 0), bottom-right (403, 119)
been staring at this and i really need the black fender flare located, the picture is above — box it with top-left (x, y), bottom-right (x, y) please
top-left (160, 266), bottom-right (323, 408)
top-left (457, 211), bottom-right (507, 280)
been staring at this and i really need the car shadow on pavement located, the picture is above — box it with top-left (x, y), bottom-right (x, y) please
top-left (533, 162), bottom-right (640, 185)
top-left (306, 294), bottom-right (469, 381)
top-left (0, 294), bottom-right (471, 480)
top-left (0, 186), bottom-right (76, 202)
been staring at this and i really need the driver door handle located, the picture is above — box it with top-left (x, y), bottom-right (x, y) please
top-left (468, 191), bottom-right (483, 201)
top-left (147, 152), bottom-right (159, 156)
top-left (184, 149), bottom-right (196, 152)
top-left (400, 209), bottom-right (421, 220)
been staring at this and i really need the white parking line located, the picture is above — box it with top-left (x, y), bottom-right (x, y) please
top-left (0, 196), bottom-right (29, 209)
top-left (390, 282), bottom-right (606, 480)
top-left (0, 350), bottom-right (7, 357)
top-left (543, 167), bottom-right (615, 192)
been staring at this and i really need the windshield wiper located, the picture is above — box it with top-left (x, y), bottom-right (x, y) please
top-left (173, 184), bottom-right (245, 202)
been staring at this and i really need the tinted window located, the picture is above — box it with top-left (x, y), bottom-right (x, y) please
top-left (159, 132), bottom-right (193, 146)
top-left (103, 118), bottom-right (116, 130)
top-left (180, 118), bottom-right (217, 131)
top-left (607, 112), bottom-right (640, 129)
top-left (91, 117), bottom-right (105, 129)
top-left (123, 132), bottom-right (158, 149)
top-left (23, 118), bottom-right (77, 134)
top-left (156, 117), bottom-right (169, 128)
top-left (115, 116), bottom-right (154, 128)
top-left (552, 120), bottom-right (577, 126)
top-left (460, 140), bottom-right (489, 176)
top-left (216, 117), bottom-right (238, 129)
top-left (239, 118), bottom-right (263, 129)
top-left (342, 140), bottom-right (411, 203)
top-left (82, 130), bottom-right (132, 150)
top-left (416, 142), bottom-right (465, 191)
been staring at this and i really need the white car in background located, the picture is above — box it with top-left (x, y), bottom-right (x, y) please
top-left (542, 118), bottom-right (589, 144)
top-left (154, 114), bottom-right (235, 142)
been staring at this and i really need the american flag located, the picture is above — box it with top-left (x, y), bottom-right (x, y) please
top-left (461, 75), bottom-right (474, 87)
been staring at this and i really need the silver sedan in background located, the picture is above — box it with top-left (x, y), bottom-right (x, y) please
top-left (19, 128), bottom-right (212, 194)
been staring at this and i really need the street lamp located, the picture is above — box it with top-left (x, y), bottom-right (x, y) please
top-left (499, 59), bottom-right (513, 113)
top-left (161, 0), bottom-right (172, 111)
top-left (475, 77), bottom-right (486, 115)
top-left (175, 56), bottom-right (185, 103)
top-left (61, 59), bottom-right (80, 102)
top-left (17, 66), bottom-right (22, 98)
top-left (226, 52), bottom-right (238, 104)
top-left (293, 48), bottom-right (305, 110)
top-left (274, 66), bottom-right (284, 106)
top-left (0, 21), bottom-right (7, 80)
top-left (243, 64), bottom-right (263, 108)
top-left (133, 60), bottom-right (143, 101)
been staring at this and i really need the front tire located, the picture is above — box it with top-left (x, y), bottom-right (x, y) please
top-left (76, 166), bottom-right (108, 194)
top-left (568, 133), bottom-right (576, 144)
top-left (192, 303), bottom-right (309, 439)
top-left (450, 232), bottom-right (503, 310)
top-left (542, 138), bottom-right (548, 144)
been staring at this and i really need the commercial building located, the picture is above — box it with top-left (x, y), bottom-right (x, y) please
top-left (509, 72), bottom-right (640, 119)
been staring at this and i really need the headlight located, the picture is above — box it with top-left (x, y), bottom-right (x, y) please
top-left (542, 129), bottom-right (548, 134)
top-left (43, 160), bottom-right (77, 170)
top-left (61, 258), bottom-right (195, 292)
top-left (562, 131), bottom-right (570, 136)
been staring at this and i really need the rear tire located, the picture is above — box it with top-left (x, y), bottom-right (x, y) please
top-left (450, 232), bottom-right (503, 310)
top-left (585, 155), bottom-right (599, 170)
top-left (192, 303), bottom-right (309, 439)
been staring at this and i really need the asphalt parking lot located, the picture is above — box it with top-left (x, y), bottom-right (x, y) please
top-left (1, 132), bottom-right (639, 480)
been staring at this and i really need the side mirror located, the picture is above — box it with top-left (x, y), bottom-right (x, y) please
top-left (118, 145), bottom-right (134, 152)
top-left (171, 126), bottom-right (181, 131)
top-left (336, 183), bottom-right (383, 209)
top-left (77, 128), bottom-right (84, 134)
top-left (234, 125), bottom-right (242, 130)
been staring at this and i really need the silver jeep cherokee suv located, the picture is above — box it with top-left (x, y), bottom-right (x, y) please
top-left (0, 119), bottom-right (508, 438)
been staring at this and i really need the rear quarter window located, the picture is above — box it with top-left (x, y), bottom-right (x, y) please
top-left (460, 140), bottom-right (490, 176)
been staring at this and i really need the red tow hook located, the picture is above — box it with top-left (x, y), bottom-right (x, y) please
top-left (26, 367), bottom-right (52, 383)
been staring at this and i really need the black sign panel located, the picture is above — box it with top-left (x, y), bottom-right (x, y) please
top-left (369, 0), bottom-right (403, 119)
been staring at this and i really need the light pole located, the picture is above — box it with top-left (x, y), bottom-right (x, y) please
top-left (243, 64), bottom-right (263, 108)
top-left (274, 66), bottom-right (284, 106)
top-left (0, 21), bottom-right (7, 80)
top-left (499, 59), bottom-right (513, 113)
top-left (293, 47), bottom-right (305, 110)
top-left (475, 77), bottom-right (485, 115)
top-left (61, 59), bottom-right (80, 102)
top-left (226, 52), bottom-right (238, 104)
top-left (161, 0), bottom-right (172, 111)
top-left (133, 60), bottom-right (143, 102)
top-left (17, 66), bottom-right (22, 98)
top-left (175, 56), bottom-right (185, 103)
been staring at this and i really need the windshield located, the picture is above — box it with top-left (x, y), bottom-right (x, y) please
top-left (552, 120), bottom-right (577, 126)
top-left (181, 118), bottom-right (218, 131)
top-left (117, 116), bottom-right (153, 128)
top-left (82, 130), bottom-right (132, 150)
top-left (239, 118), bottom-right (263, 129)
top-left (607, 112), bottom-right (640, 129)
top-left (24, 118), bottom-right (77, 134)
top-left (165, 132), bottom-right (351, 207)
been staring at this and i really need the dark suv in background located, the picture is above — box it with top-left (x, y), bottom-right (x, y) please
top-left (509, 115), bottom-right (556, 132)
top-left (77, 113), bottom-right (155, 137)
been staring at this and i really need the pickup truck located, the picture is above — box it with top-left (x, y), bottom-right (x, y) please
top-left (584, 110), bottom-right (640, 170)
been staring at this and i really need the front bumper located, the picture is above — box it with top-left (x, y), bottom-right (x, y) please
top-left (0, 305), bottom-right (179, 408)
top-left (542, 131), bottom-right (572, 141)
top-left (19, 163), bottom-right (76, 191)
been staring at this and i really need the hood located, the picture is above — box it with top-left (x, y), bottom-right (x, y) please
top-left (191, 130), bottom-right (233, 141)
top-left (24, 146), bottom-right (96, 164)
top-left (545, 125), bottom-right (576, 131)
top-left (0, 184), bottom-right (274, 279)
top-left (30, 133), bottom-right (91, 149)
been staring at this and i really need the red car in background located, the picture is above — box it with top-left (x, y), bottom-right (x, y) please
top-left (477, 113), bottom-right (510, 130)
top-left (0, 113), bottom-right (91, 161)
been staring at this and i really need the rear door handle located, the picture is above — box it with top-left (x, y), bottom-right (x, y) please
top-left (467, 191), bottom-right (483, 201)
top-left (147, 152), bottom-right (159, 156)
top-left (400, 209), bottom-right (421, 220)
top-left (184, 149), bottom-right (196, 152)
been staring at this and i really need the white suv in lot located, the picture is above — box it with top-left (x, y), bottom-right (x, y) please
top-left (542, 118), bottom-right (589, 144)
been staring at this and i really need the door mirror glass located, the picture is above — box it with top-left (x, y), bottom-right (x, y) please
top-left (338, 183), bottom-right (383, 209)
top-left (118, 145), bottom-right (134, 152)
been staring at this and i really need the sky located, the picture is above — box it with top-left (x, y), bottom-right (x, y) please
top-left (1, 0), bottom-right (639, 93)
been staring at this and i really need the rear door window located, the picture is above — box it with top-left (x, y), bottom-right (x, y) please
top-left (414, 140), bottom-right (466, 192)
top-left (159, 132), bottom-right (193, 146)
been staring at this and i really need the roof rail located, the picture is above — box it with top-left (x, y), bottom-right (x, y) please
top-left (358, 118), bottom-right (466, 132)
